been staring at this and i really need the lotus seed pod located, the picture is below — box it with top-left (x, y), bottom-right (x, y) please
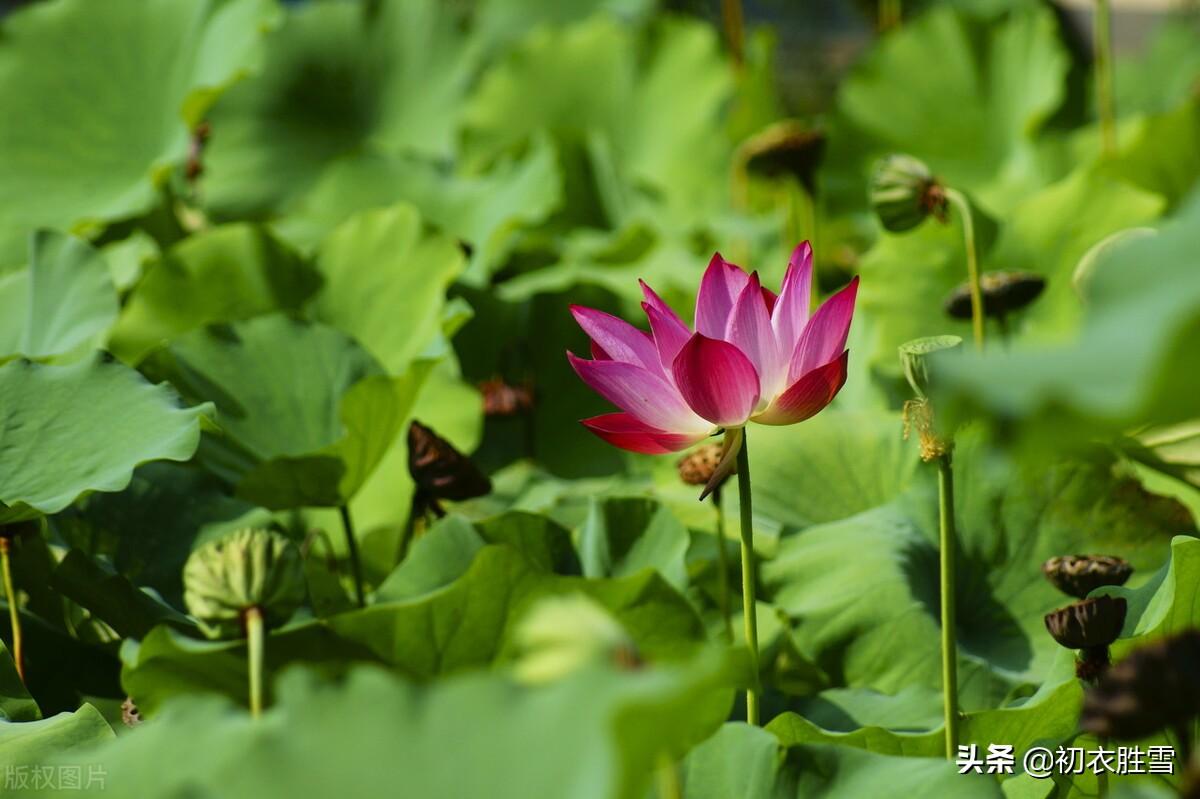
top-left (1044, 595), bottom-right (1126, 650)
top-left (898, 335), bottom-right (962, 399)
top-left (184, 528), bottom-right (305, 639)
top-left (943, 271), bottom-right (1046, 320)
top-left (1042, 555), bottom-right (1133, 599)
top-left (869, 154), bottom-right (947, 232)
top-left (677, 443), bottom-right (725, 488)
top-left (1081, 629), bottom-right (1200, 740)
top-left (513, 594), bottom-right (640, 684)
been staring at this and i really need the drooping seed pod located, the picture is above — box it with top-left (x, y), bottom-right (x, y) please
top-left (943, 271), bottom-right (1045, 320)
top-left (183, 528), bottom-right (306, 640)
top-left (1044, 595), bottom-right (1127, 681)
top-left (513, 594), bottom-right (641, 684)
top-left (737, 120), bottom-right (826, 195)
top-left (1081, 629), bottom-right (1200, 741)
top-left (478, 378), bottom-right (535, 417)
top-left (870, 155), bottom-right (947, 232)
top-left (408, 420), bottom-right (492, 517)
top-left (1042, 555), bottom-right (1133, 599)
top-left (677, 443), bottom-right (725, 489)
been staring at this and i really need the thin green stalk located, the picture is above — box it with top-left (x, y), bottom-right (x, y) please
top-left (712, 489), bottom-right (733, 643)
top-left (944, 188), bottom-right (983, 350)
top-left (338, 505), bottom-right (366, 608)
top-left (1, 538), bottom-right (22, 684)
top-left (655, 752), bottom-right (683, 799)
top-left (721, 0), bottom-right (745, 67)
top-left (937, 454), bottom-right (960, 758)
top-left (1094, 0), bottom-right (1117, 155)
top-left (879, 0), bottom-right (902, 31)
top-left (736, 432), bottom-right (761, 725)
top-left (245, 606), bottom-right (264, 718)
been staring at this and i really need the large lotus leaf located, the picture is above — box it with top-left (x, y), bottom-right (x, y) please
top-left (857, 166), bottom-right (1162, 374)
top-left (0, 0), bottom-right (275, 263)
top-left (308, 205), bottom-right (464, 375)
top-left (936, 197), bottom-right (1200, 444)
top-left (108, 224), bottom-right (320, 364)
top-left (48, 550), bottom-right (195, 640)
top-left (578, 496), bottom-right (690, 589)
top-left (832, 5), bottom-right (1068, 213)
top-left (464, 16), bottom-right (733, 228)
top-left (1103, 98), bottom-right (1200, 213)
top-left (0, 705), bottom-right (113, 770)
top-left (26, 661), bottom-right (730, 799)
top-left (203, 0), bottom-right (476, 218)
top-left (0, 356), bottom-right (211, 522)
top-left (760, 430), bottom-right (1187, 712)
top-left (0, 641), bottom-right (38, 722)
top-left (123, 541), bottom-right (707, 713)
top-left (1115, 20), bottom-right (1200, 117)
top-left (682, 722), bottom-right (1003, 799)
top-left (141, 314), bottom-right (426, 509)
top-left (0, 232), bottom-right (118, 362)
top-left (276, 137), bottom-right (561, 283)
top-left (473, 0), bottom-right (655, 49)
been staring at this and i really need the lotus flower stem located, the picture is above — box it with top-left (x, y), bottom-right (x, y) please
top-left (655, 752), bottom-right (683, 799)
top-left (936, 453), bottom-right (960, 757)
top-left (944, 188), bottom-right (983, 349)
top-left (0, 538), bottom-right (23, 684)
top-left (338, 505), bottom-right (366, 608)
top-left (244, 606), bottom-right (264, 718)
top-left (736, 432), bottom-right (761, 725)
top-left (879, 0), bottom-right (902, 31)
top-left (721, 0), bottom-right (744, 67)
top-left (1094, 0), bottom-right (1117, 155)
top-left (712, 489), bottom-right (734, 643)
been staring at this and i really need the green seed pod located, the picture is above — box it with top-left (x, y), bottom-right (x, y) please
top-left (513, 594), bottom-right (640, 685)
top-left (184, 528), bottom-right (305, 639)
top-left (898, 335), bottom-right (962, 399)
top-left (870, 154), bottom-right (947, 232)
top-left (943, 271), bottom-right (1046, 320)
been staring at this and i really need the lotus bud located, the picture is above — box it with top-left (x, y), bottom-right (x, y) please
top-left (870, 154), bottom-right (947, 232)
top-left (1042, 555), bottom-right (1132, 599)
top-left (408, 420), bottom-right (492, 517)
top-left (737, 120), bottom-right (826, 194)
top-left (183, 528), bottom-right (305, 640)
top-left (1081, 629), bottom-right (1200, 746)
top-left (1044, 595), bottom-right (1127, 681)
top-left (513, 594), bottom-right (640, 684)
top-left (943, 271), bottom-right (1045, 320)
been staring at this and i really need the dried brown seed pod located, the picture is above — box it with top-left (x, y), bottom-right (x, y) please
top-left (677, 443), bottom-right (724, 488)
top-left (408, 420), bottom-right (491, 516)
top-left (944, 271), bottom-right (1045, 320)
top-left (1042, 555), bottom-right (1133, 599)
top-left (1081, 629), bottom-right (1200, 742)
top-left (1045, 595), bottom-right (1127, 681)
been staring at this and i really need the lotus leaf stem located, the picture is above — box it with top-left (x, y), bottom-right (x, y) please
top-left (1, 538), bottom-right (22, 684)
top-left (937, 453), bottom-right (960, 758)
top-left (736, 432), bottom-right (761, 725)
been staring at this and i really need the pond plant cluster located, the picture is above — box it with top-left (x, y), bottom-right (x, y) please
top-left (0, 0), bottom-right (1199, 797)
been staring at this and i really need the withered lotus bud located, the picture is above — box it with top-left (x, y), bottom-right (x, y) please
top-left (478, 378), bottom-right (535, 417)
top-left (1045, 595), bottom-right (1127, 681)
top-left (870, 155), bottom-right (947, 232)
top-left (408, 420), bottom-right (491, 517)
top-left (737, 120), bottom-right (826, 194)
top-left (183, 528), bottom-right (305, 640)
top-left (677, 443), bottom-right (725, 489)
top-left (1081, 629), bottom-right (1200, 742)
top-left (121, 697), bottom-right (142, 727)
top-left (1042, 555), bottom-right (1133, 599)
top-left (944, 271), bottom-right (1045, 320)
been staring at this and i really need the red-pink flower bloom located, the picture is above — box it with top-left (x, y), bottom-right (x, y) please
top-left (568, 242), bottom-right (857, 457)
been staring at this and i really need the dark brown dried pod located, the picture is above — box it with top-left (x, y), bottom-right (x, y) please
top-left (408, 420), bottom-right (492, 516)
top-left (1081, 629), bottom-right (1200, 742)
top-left (1042, 555), bottom-right (1133, 599)
top-left (738, 120), bottom-right (827, 194)
top-left (944, 271), bottom-right (1045, 320)
top-left (677, 443), bottom-right (725, 488)
top-left (1045, 595), bottom-right (1127, 650)
top-left (479, 378), bottom-right (535, 417)
top-left (121, 697), bottom-right (142, 727)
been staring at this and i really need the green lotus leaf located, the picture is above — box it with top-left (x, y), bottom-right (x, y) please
top-left (109, 223), bottom-right (320, 364)
top-left (142, 314), bottom-right (427, 509)
top-left (0, 704), bottom-right (113, 771)
top-left (578, 496), bottom-right (690, 589)
top-left (0, 641), bottom-right (38, 722)
top-left (0, 0), bottom-right (275, 263)
top-left (203, 0), bottom-right (476, 218)
top-left (49, 550), bottom-right (195, 640)
top-left (0, 356), bottom-right (211, 522)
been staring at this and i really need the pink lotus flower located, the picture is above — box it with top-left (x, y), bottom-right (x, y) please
top-left (567, 242), bottom-right (857, 483)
